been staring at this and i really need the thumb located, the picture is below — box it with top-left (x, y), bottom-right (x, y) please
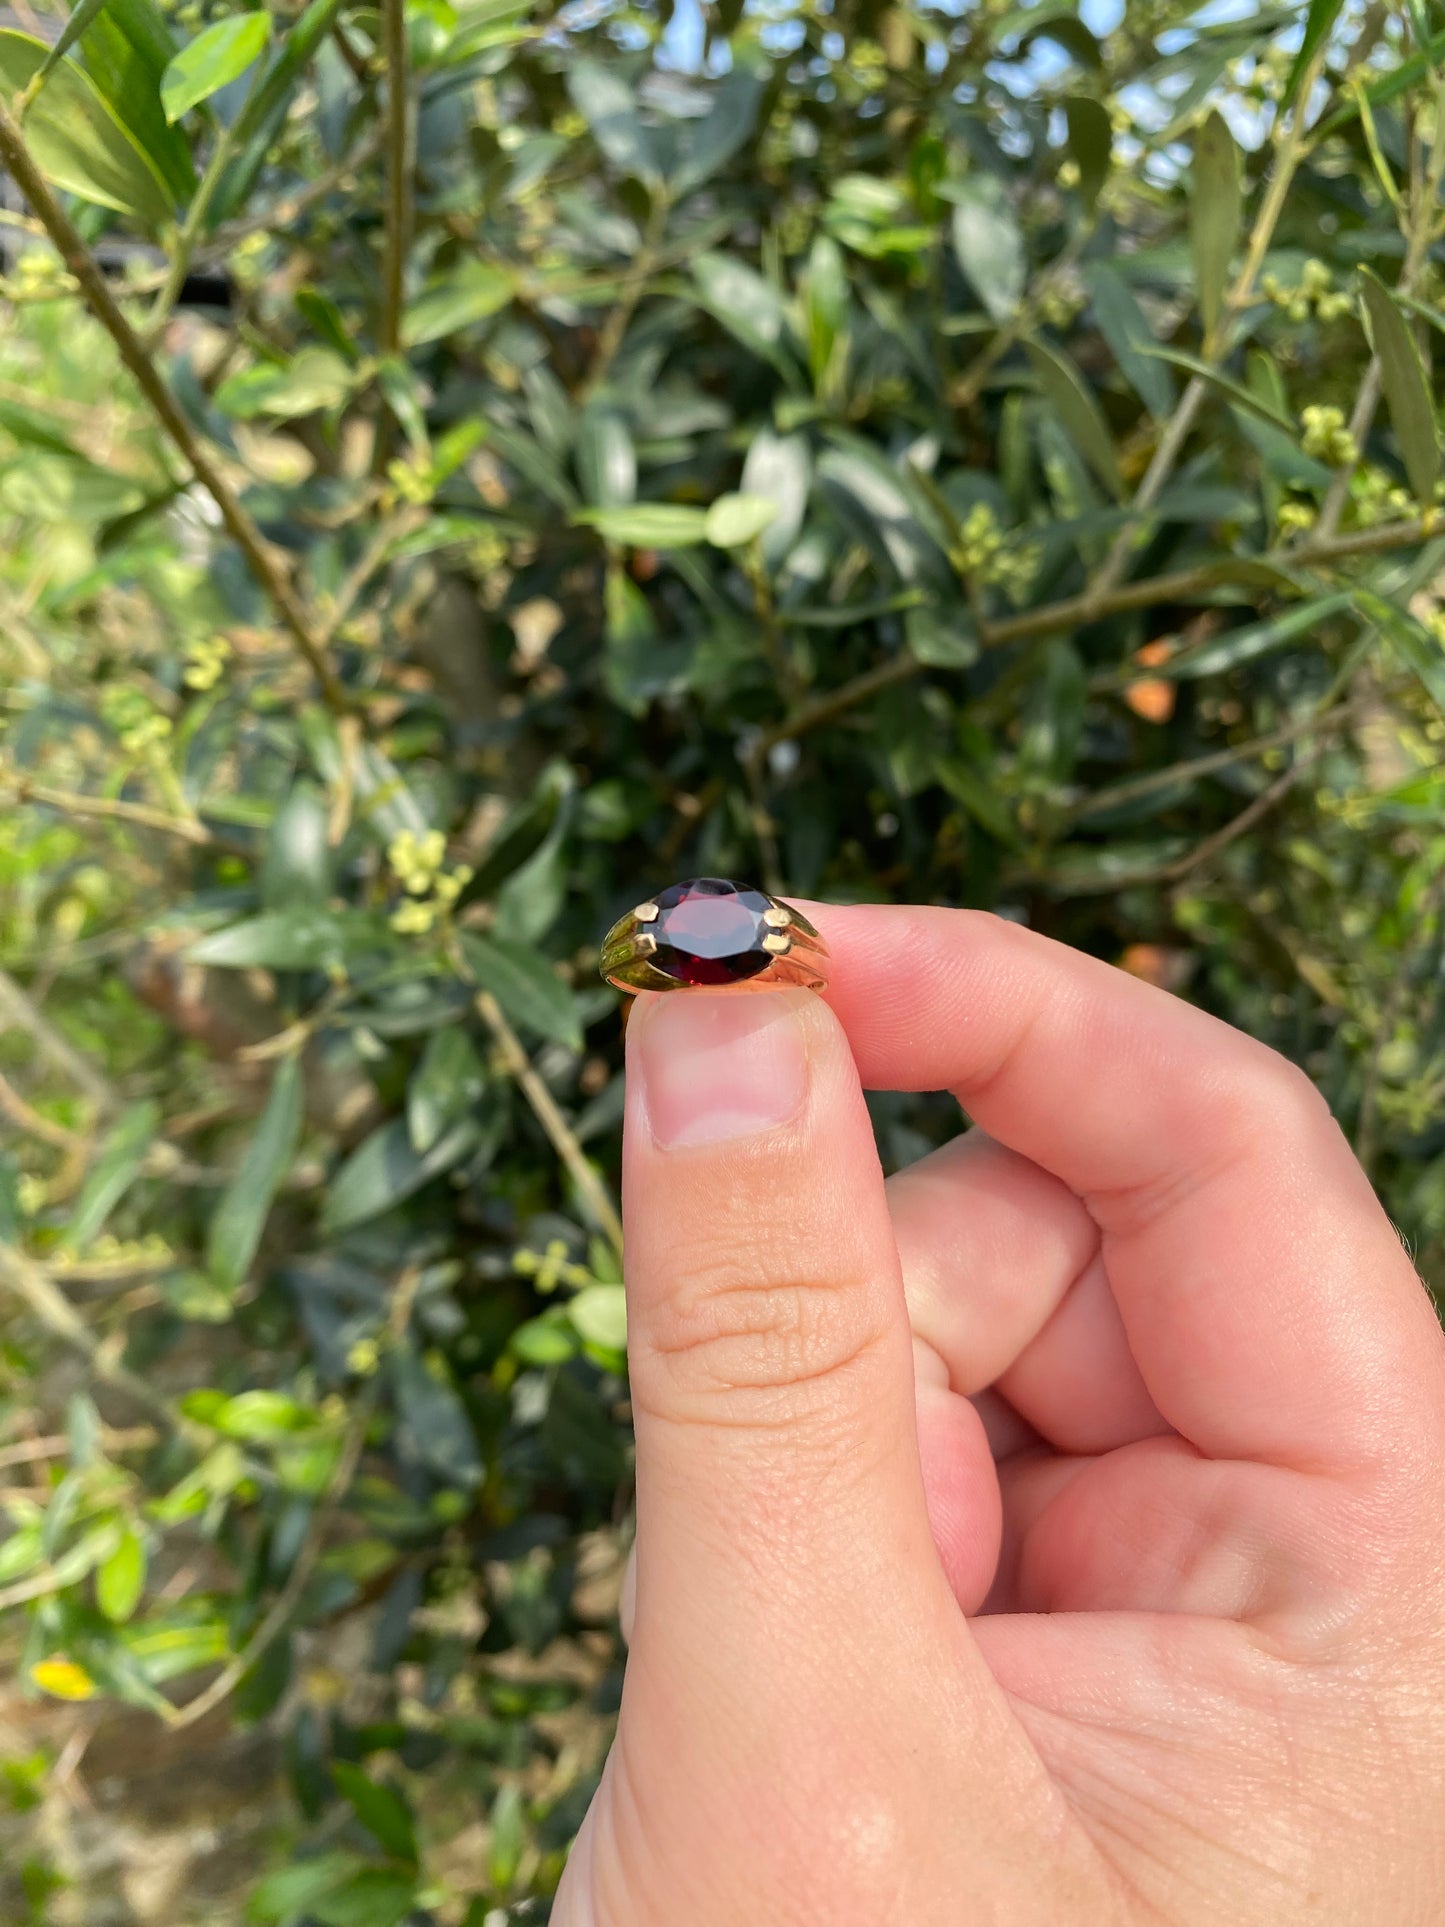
top-left (621, 986), bottom-right (950, 1677)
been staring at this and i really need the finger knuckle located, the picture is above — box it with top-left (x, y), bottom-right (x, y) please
top-left (1204, 1044), bottom-right (1333, 1157)
top-left (635, 1245), bottom-right (884, 1412)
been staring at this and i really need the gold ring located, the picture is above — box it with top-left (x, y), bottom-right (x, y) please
top-left (600, 878), bottom-right (829, 995)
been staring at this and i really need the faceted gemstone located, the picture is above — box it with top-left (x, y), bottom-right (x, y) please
top-left (650, 877), bottom-right (776, 986)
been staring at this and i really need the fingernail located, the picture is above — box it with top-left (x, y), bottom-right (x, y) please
top-left (633, 991), bottom-right (810, 1149)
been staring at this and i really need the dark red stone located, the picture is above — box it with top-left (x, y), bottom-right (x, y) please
top-left (650, 878), bottom-right (775, 986)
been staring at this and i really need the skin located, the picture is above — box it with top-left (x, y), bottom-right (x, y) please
top-left (552, 907), bottom-right (1445, 1927)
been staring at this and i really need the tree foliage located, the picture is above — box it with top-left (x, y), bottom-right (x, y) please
top-left (3, 0), bottom-right (1445, 1916)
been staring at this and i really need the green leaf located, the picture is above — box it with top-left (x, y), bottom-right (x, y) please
top-left (705, 492), bottom-right (777, 548)
top-left (190, 908), bottom-right (395, 971)
top-left (817, 432), bottom-right (948, 584)
top-left (330, 1763), bottom-right (418, 1866)
top-left (906, 606), bottom-right (978, 668)
top-left (408, 1028), bottom-right (486, 1156)
top-left (1284, 0), bottom-right (1345, 108)
top-left (1086, 263), bottom-right (1174, 419)
top-left (96, 1525), bottom-right (147, 1624)
top-left (1167, 593), bottom-right (1353, 679)
top-left (1017, 13), bottom-right (1102, 69)
top-left (392, 1343), bottom-right (481, 1489)
top-left (0, 452), bottom-right (145, 523)
top-left (91, 0), bottom-right (179, 79)
top-left (573, 504), bottom-right (711, 548)
top-left (402, 260), bottom-right (513, 347)
top-left (0, 1153), bottom-right (20, 1245)
top-left (1321, 29), bottom-right (1445, 134)
top-left (458, 933), bottom-right (584, 1051)
top-left (492, 776), bottom-right (574, 945)
top-left (80, 0), bottom-right (196, 206)
top-left (210, 0), bottom-right (347, 221)
top-left (801, 231), bottom-right (848, 387)
top-left (313, 1869), bottom-right (418, 1927)
top-left (575, 407), bottom-right (636, 509)
top-left (1063, 94), bottom-right (1111, 214)
top-left (41, 0), bottom-right (117, 79)
top-left (186, 1388), bottom-right (315, 1441)
top-left (937, 755), bottom-right (1021, 846)
top-left (215, 349), bottom-right (354, 422)
top-left (296, 288), bottom-right (360, 364)
top-left (229, 0), bottom-right (340, 145)
top-left (567, 59), bottom-right (658, 181)
top-left (322, 1117), bottom-right (480, 1236)
top-left (1191, 110), bottom-right (1240, 343)
top-left (1359, 269), bottom-right (1439, 507)
top-left (1354, 590), bottom-right (1445, 719)
top-left (950, 174), bottom-right (1026, 323)
top-left (0, 29), bottom-right (173, 228)
top-left (0, 1525), bottom-right (43, 1586)
top-left (1136, 347), bottom-right (1295, 431)
top-left (1018, 638), bottom-right (1087, 783)
top-left (0, 395), bottom-right (85, 459)
top-left (65, 1100), bottom-right (159, 1252)
top-left (207, 1056), bottom-right (303, 1295)
top-left (568, 1283), bottom-right (627, 1351)
top-left (670, 64), bottom-right (763, 196)
top-left (510, 1314), bottom-right (577, 1365)
top-left (161, 11), bottom-right (269, 122)
top-left (247, 1854), bottom-right (359, 1925)
top-left (603, 562), bottom-right (673, 714)
top-left (693, 251), bottom-right (791, 364)
top-left (1025, 339), bottom-right (1122, 499)
top-left (740, 428), bottom-right (810, 566)
top-left (487, 1782), bottom-right (526, 1892)
top-left (261, 782), bottom-right (332, 909)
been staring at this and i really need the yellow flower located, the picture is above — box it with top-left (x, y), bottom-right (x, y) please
top-left (32, 1658), bottom-right (97, 1701)
top-left (391, 899), bottom-right (438, 936)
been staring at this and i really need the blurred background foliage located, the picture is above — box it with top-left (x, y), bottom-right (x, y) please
top-left (2, 0), bottom-right (1445, 1917)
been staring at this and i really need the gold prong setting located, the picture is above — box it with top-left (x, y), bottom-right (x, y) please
top-left (599, 878), bottom-right (829, 995)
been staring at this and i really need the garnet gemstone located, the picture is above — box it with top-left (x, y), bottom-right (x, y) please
top-left (650, 878), bottom-right (776, 986)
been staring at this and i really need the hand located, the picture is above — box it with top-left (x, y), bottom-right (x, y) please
top-left (554, 908), bottom-right (1445, 1926)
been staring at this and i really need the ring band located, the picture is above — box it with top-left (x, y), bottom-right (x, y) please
top-left (600, 877), bottom-right (829, 996)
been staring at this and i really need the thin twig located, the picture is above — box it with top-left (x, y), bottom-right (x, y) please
top-left (1027, 745), bottom-right (1327, 898)
top-left (0, 1567), bottom-right (81, 1612)
top-left (473, 990), bottom-right (624, 1257)
top-left (950, 226), bottom-right (1090, 411)
top-left (1358, 865), bottom-right (1445, 1174)
top-left (0, 1427), bottom-right (156, 1471)
top-left (1316, 80), bottom-right (1445, 540)
top-left (579, 192), bottom-right (669, 403)
top-left (0, 971), bottom-right (114, 1113)
top-left (1068, 686), bottom-right (1376, 821)
top-left (0, 1071), bottom-right (81, 1151)
top-left (162, 1394), bottom-right (373, 1731)
top-left (315, 503), bottom-right (428, 649)
top-left (2, 774), bottom-right (218, 847)
top-left (1162, 745), bottom-right (1326, 880)
top-left (200, 125), bottom-right (387, 267)
top-left (1316, 362), bottom-right (1383, 541)
top-left (380, 0), bottom-right (412, 359)
top-left (0, 1244), bottom-right (178, 1428)
top-left (373, 0), bottom-right (414, 474)
top-left (0, 92), bottom-right (347, 714)
top-left (1087, 51), bottom-right (1329, 604)
top-left (144, 58), bottom-right (270, 346)
top-left (754, 509), bottom-right (1439, 756)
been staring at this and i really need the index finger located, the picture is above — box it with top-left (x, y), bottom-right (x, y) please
top-left (808, 904), bottom-right (1445, 1477)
